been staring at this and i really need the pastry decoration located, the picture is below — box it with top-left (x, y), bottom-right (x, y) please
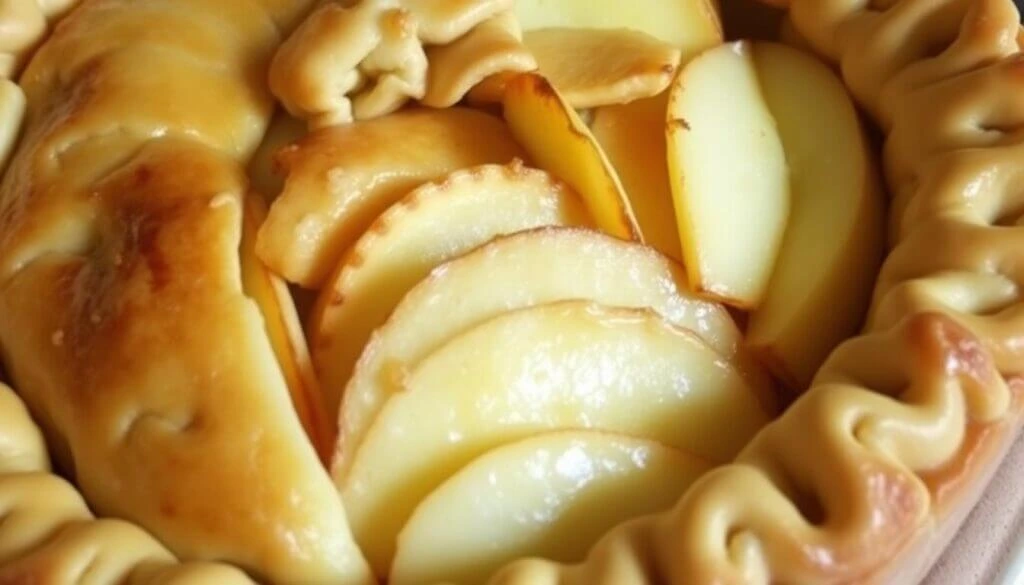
top-left (268, 0), bottom-right (532, 128)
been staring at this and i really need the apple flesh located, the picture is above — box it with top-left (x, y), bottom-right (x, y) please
top-left (333, 227), bottom-right (774, 477)
top-left (0, 80), bottom-right (25, 177)
top-left (502, 73), bottom-right (641, 241)
top-left (342, 301), bottom-right (770, 574)
top-left (310, 163), bottom-right (589, 419)
top-left (667, 40), bottom-right (790, 309)
top-left (514, 0), bottom-right (722, 53)
top-left (591, 92), bottom-right (681, 263)
top-left (240, 193), bottom-right (332, 461)
top-left (390, 430), bottom-right (711, 585)
top-left (257, 107), bottom-right (525, 287)
top-left (745, 43), bottom-right (885, 391)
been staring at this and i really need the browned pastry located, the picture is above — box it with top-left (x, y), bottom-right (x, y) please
top-left (485, 0), bottom-right (1024, 582)
top-left (0, 382), bottom-right (255, 584)
top-left (0, 1), bottom-right (373, 583)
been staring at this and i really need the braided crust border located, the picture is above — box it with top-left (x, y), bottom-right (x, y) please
top-left (485, 0), bottom-right (1024, 583)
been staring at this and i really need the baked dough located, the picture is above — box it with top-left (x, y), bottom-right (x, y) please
top-left (485, 0), bottom-right (1024, 582)
top-left (0, 1), bottom-right (372, 584)
top-left (269, 0), bottom-right (518, 127)
top-left (0, 382), bottom-right (255, 584)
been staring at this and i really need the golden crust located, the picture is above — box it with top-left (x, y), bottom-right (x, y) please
top-left (0, 383), bottom-right (255, 584)
top-left (484, 0), bottom-right (1024, 583)
top-left (268, 0), bottom-right (512, 127)
top-left (0, 1), bottom-right (372, 584)
top-left (421, 11), bottom-right (536, 108)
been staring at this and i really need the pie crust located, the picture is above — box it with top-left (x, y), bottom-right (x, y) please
top-left (0, 0), bottom-right (1019, 584)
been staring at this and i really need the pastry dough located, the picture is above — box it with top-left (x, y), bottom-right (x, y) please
top-left (0, 382), bottom-right (255, 584)
top-left (485, 0), bottom-right (1024, 582)
top-left (0, 1), bottom-right (372, 584)
top-left (268, 0), bottom-right (513, 128)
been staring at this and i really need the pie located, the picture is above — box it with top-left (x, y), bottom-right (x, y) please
top-left (0, 0), bottom-right (1020, 584)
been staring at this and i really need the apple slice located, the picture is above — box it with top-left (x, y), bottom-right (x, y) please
top-left (468, 0), bottom-right (721, 108)
top-left (521, 28), bottom-right (681, 109)
top-left (514, 0), bottom-right (722, 51)
top-left (746, 43), bottom-right (885, 391)
top-left (591, 92), bottom-right (681, 262)
top-left (503, 73), bottom-right (640, 241)
top-left (0, 79), bottom-right (25, 177)
top-left (240, 193), bottom-right (333, 462)
top-left (311, 163), bottom-right (589, 419)
top-left (390, 430), bottom-right (711, 585)
top-left (257, 107), bottom-right (526, 287)
top-left (342, 301), bottom-right (770, 574)
top-left (667, 40), bottom-right (790, 308)
top-left (333, 227), bottom-right (775, 476)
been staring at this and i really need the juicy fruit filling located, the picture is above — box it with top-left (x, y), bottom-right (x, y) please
top-left (251, 1), bottom-right (885, 582)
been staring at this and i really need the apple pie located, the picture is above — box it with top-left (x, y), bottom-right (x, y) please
top-left (0, 0), bottom-right (1019, 583)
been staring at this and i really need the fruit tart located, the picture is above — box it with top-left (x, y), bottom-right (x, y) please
top-left (0, 0), bottom-right (1020, 583)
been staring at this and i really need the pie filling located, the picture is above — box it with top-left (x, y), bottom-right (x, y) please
top-left (0, 0), bottom-right (1020, 584)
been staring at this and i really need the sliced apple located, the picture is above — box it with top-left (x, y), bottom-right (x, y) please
top-left (0, 79), bottom-right (25, 177)
top-left (468, 0), bottom-right (721, 108)
top-left (591, 92), bottom-right (681, 262)
top-left (240, 193), bottom-right (333, 462)
top-left (746, 43), bottom-right (885, 391)
top-left (514, 0), bottom-right (722, 51)
top-left (311, 163), bottom-right (589, 419)
top-left (667, 40), bottom-right (790, 308)
top-left (390, 430), bottom-right (711, 585)
top-left (521, 28), bottom-right (681, 109)
top-left (334, 227), bottom-right (775, 476)
top-left (342, 301), bottom-right (770, 574)
top-left (503, 73), bottom-right (640, 241)
top-left (257, 107), bottom-right (526, 287)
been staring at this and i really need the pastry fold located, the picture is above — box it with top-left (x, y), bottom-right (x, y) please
top-left (487, 0), bottom-right (1024, 583)
top-left (0, 1), bottom-right (371, 584)
top-left (0, 382), bottom-right (255, 584)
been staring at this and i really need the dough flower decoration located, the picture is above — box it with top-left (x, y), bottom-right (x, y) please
top-left (269, 0), bottom-right (536, 128)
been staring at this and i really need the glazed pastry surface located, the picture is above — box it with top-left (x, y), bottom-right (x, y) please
top-left (0, 383), bottom-right (255, 584)
top-left (486, 0), bottom-right (1024, 582)
top-left (0, 1), bottom-right (373, 584)
top-left (269, 0), bottom-right (534, 127)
